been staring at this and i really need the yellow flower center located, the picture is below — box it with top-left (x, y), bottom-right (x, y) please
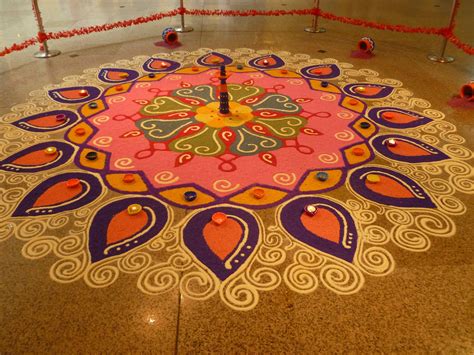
top-left (195, 101), bottom-right (254, 128)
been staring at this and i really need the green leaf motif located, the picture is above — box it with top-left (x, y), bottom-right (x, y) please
top-left (230, 127), bottom-right (282, 156)
top-left (252, 94), bottom-right (301, 113)
top-left (137, 118), bottom-right (193, 142)
top-left (255, 116), bottom-right (306, 138)
top-left (170, 127), bottom-right (226, 156)
top-left (141, 97), bottom-right (192, 116)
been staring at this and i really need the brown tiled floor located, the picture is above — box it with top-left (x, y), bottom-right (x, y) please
top-left (1, 0), bottom-right (473, 353)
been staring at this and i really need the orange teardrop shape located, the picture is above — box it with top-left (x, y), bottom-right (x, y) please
top-left (59, 89), bottom-right (84, 99)
top-left (27, 115), bottom-right (62, 128)
top-left (106, 71), bottom-right (128, 81)
top-left (33, 181), bottom-right (83, 207)
top-left (383, 111), bottom-right (418, 124)
top-left (13, 150), bottom-right (58, 166)
top-left (300, 207), bottom-right (341, 243)
top-left (203, 218), bottom-right (242, 260)
top-left (365, 175), bottom-right (414, 198)
top-left (359, 86), bottom-right (383, 96)
top-left (310, 67), bottom-right (332, 75)
top-left (258, 57), bottom-right (276, 66)
top-left (206, 55), bottom-right (223, 64)
top-left (387, 140), bottom-right (432, 157)
top-left (106, 209), bottom-right (148, 245)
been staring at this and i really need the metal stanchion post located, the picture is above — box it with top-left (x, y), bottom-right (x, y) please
top-left (175, 0), bottom-right (193, 33)
top-left (32, 0), bottom-right (60, 58)
top-left (305, 0), bottom-right (326, 33)
top-left (427, 0), bottom-right (456, 63)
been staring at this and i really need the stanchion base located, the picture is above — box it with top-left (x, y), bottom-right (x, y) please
top-left (175, 26), bottom-right (194, 33)
top-left (427, 54), bottom-right (454, 63)
top-left (34, 49), bottom-right (61, 58)
top-left (305, 27), bottom-right (326, 33)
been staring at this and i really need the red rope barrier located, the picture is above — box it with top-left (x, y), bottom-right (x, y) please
top-left (0, 6), bottom-right (472, 58)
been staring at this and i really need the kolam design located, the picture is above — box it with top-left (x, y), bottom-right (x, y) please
top-left (0, 48), bottom-right (471, 311)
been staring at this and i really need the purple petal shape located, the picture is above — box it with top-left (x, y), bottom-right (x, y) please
top-left (12, 110), bottom-right (79, 132)
top-left (48, 86), bottom-right (101, 104)
top-left (12, 172), bottom-right (103, 217)
top-left (367, 107), bottom-right (432, 129)
top-left (0, 141), bottom-right (75, 173)
top-left (280, 197), bottom-right (358, 262)
top-left (248, 54), bottom-right (284, 69)
top-left (142, 58), bottom-right (181, 72)
top-left (343, 83), bottom-right (394, 99)
top-left (98, 68), bottom-right (140, 83)
top-left (300, 64), bottom-right (341, 79)
top-left (349, 166), bottom-right (436, 208)
top-left (88, 197), bottom-right (169, 262)
top-left (196, 52), bottom-right (233, 67)
top-left (372, 135), bottom-right (449, 163)
top-left (182, 206), bottom-right (260, 280)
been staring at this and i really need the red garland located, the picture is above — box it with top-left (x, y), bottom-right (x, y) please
top-left (0, 38), bottom-right (38, 57)
top-left (1, 5), bottom-right (472, 58)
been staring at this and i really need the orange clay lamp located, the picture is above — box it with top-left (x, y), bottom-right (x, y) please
top-left (358, 37), bottom-right (375, 53)
top-left (460, 82), bottom-right (474, 101)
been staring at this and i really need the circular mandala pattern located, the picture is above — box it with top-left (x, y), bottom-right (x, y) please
top-left (0, 48), bottom-right (472, 311)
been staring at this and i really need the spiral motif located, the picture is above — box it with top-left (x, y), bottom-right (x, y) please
top-left (57, 235), bottom-right (85, 256)
top-left (263, 231), bottom-right (284, 247)
top-left (135, 82), bottom-right (152, 88)
top-left (320, 94), bottom-right (337, 101)
top-left (92, 136), bottom-right (113, 147)
top-left (256, 247), bottom-right (286, 266)
top-left (16, 219), bottom-right (47, 241)
top-left (0, 222), bottom-right (14, 242)
top-left (168, 253), bottom-right (193, 270)
top-left (435, 195), bottom-right (466, 215)
top-left (443, 144), bottom-right (473, 159)
top-left (22, 236), bottom-right (57, 259)
top-left (0, 187), bottom-right (24, 217)
top-left (391, 227), bottom-right (430, 252)
top-left (154, 170), bottom-right (179, 184)
top-left (246, 267), bottom-right (281, 291)
top-left (294, 249), bottom-right (325, 268)
top-left (220, 276), bottom-right (259, 311)
top-left (422, 164), bottom-right (443, 175)
top-left (273, 172), bottom-right (297, 186)
top-left (51, 254), bottom-right (88, 283)
top-left (287, 79), bottom-right (304, 86)
top-left (118, 252), bottom-right (152, 273)
top-left (212, 179), bottom-right (240, 192)
top-left (334, 130), bottom-right (355, 141)
top-left (180, 271), bottom-right (219, 300)
top-left (357, 246), bottom-right (394, 276)
top-left (363, 225), bottom-right (391, 245)
top-left (47, 215), bottom-right (70, 229)
top-left (137, 265), bottom-right (179, 294)
top-left (386, 209), bottom-right (414, 226)
top-left (283, 264), bottom-right (319, 293)
top-left (85, 261), bottom-right (120, 287)
top-left (414, 211), bottom-right (455, 238)
top-left (318, 153), bottom-right (339, 164)
top-left (114, 157), bottom-right (135, 169)
top-left (320, 263), bottom-right (364, 295)
top-left (107, 95), bottom-right (126, 104)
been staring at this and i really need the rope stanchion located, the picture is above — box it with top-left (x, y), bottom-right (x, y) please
top-left (427, 0), bottom-right (458, 63)
top-left (31, 0), bottom-right (60, 58)
top-left (1, 5), bottom-right (473, 58)
top-left (175, 0), bottom-right (193, 33)
top-left (305, 0), bottom-right (326, 33)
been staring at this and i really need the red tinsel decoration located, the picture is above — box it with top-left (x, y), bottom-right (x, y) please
top-left (0, 4), bottom-right (472, 58)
